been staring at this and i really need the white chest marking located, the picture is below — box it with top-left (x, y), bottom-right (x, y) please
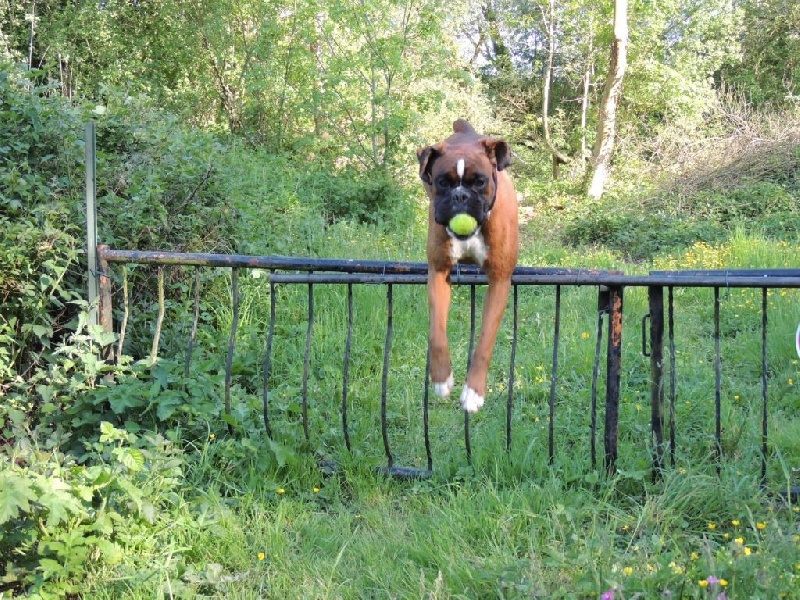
top-left (450, 230), bottom-right (488, 265)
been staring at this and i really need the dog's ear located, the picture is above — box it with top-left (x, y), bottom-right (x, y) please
top-left (417, 142), bottom-right (444, 185)
top-left (481, 139), bottom-right (511, 171)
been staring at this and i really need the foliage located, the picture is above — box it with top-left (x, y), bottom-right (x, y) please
top-left (0, 422), bottom-right (189, 597)
top-left (2, 0), bottom-right (800, 596)
top-left (718, 0), bottom-right (800, 106)
top-left (0, 66), bottom-right (87, 390)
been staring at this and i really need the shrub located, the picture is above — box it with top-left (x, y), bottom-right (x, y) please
top-left (0, 422), bottom-right (189, 598)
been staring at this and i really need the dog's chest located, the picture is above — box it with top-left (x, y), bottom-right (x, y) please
top-left (449, 231), bottom-right (489, 265)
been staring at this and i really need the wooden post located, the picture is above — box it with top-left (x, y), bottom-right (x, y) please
top-left (98, 245), bottom-right (115, 362)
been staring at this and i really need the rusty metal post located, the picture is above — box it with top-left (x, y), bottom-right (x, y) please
top-left (591, 287), bottom-right (609, 469)
top-left (648, 285), bottom-right (665, 478)
top-left (604, 285), bottom-right (623, 474)
top-left (224, 268), bottom-right (240, 433)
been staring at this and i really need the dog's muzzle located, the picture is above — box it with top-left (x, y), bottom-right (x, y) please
top-left (435, 189), bottom-right (486, 232)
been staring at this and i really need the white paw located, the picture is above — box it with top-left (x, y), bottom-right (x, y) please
top-left (460, 386), bottom-right (484, 413)
top-left (433, 372), bottom-right (455, 397)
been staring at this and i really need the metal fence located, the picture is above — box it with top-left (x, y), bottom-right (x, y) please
top-left (91, 246), bottom-right (800, 488)
top-left (84, 123), bottom-right (799, 493)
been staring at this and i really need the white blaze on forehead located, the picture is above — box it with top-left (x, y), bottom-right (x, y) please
top-left (456, 158), bottom-right (465, 179)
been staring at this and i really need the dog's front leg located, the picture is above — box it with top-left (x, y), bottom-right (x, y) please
top-left (428, 267), bottom-right (454, 397)
top-left (461, 276), bottom-right (512, 412)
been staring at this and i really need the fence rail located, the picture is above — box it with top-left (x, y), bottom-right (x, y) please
top-left (92, 244), bottom-right (800, 492)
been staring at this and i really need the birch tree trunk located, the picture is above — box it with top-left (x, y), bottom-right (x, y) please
top-left (586, 0), bottom-right (628, 199)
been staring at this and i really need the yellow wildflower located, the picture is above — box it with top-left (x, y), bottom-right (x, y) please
top-left (258, 552), bottom-right (266, 561)
top-left (623, 566), bottom-right (633, 576)
top-left (731, 520), bottom-right (740, 527)
top-left (708, 522), bottom-right (717, 530)
top-left (277, 488), bottom-right (285, 494)
top-left (757, 522), bottom-right (767, 530)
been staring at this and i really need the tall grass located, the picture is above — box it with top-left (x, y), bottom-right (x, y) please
top-left (85, 233), bottom-right (796, 597)
top-left (80, 133), bottom-right (800, 598)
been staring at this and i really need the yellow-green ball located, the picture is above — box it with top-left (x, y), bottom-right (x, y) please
top-left (448, 213), bottom-right (478, 236)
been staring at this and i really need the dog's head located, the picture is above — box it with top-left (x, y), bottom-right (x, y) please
top-left (417, 123), bottom-right (510, 239)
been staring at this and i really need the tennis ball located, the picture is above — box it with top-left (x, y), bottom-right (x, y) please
top-left (448, 213), bottom-right (478, 237)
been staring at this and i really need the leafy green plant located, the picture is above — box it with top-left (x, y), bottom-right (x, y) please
top-left (0, 422), bottom-right (189, 598)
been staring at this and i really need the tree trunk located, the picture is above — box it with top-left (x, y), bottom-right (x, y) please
top-left (579, 23), bottom-right (594, 174)
top-left (586, 0), bottom-right (628, 199)
top-left (542, 0), bottom-right (571, 178)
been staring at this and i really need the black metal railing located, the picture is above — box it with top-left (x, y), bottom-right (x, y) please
top-left (94, 246), bottom-right (800, 489)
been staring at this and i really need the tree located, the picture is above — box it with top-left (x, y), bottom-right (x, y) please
top-left (719, 0), bottom-right (799, 105)
top-left (586, 0), bottom-right (627, 199)
top-left (541, 0), bottom-right (572, 177)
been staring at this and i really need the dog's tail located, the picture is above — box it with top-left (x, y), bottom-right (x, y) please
top-left (453, 119), bottom-right (477, 135)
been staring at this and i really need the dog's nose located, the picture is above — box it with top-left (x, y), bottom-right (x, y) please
top-left (451, 187), bottom-right (469, 205)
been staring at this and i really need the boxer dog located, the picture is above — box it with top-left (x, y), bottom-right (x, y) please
top-left (417, 119), bottom-right (518, 413)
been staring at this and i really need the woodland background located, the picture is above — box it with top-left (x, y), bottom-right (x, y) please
top-left (1, 0), bottom-right (800, 598)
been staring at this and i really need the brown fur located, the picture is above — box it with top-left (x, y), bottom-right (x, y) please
top-left (417, 120), bottom-right (519, 410)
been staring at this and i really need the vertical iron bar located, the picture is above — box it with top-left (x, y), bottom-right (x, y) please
top-left (381, 284), bottom-right (394, 468)
top-left (302, 282), bottom-right (314, 443)
top-left (714, 286), bottom-right (722, 472)
top-left (761, 287), bottom-right (768, 486)
top-left (224, 268), bottom-right (240, 433)
top-left (423, 343), bottom-right (433, 472)
top-left (342, 283), bottom-right (354, 452)
top-left (604, 286), bottom-right (623, 475)
top-left (506, 285), bottom-right (518, 452)
top-left (465, 284), bottom-right (477, 465)
top-left (184, 268), bottom-right (201, 378)
top-left (668, 286), bottom-right (676, 467)
top-left (649, 285), bottom-right (665, 479)
top-left (263, 280), bottom-right (277, 438)
top-left (548, 285), bottom-right (561, 464)
top-left (590, 302), bottom-right (605, 470)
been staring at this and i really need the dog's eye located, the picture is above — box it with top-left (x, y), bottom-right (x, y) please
top-left (471, 176), bottom-right (487, 189)
top-left (436, 176), bottom-right (452, 189)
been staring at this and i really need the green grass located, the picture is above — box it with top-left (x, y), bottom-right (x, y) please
top-left (8, 149), bottom-right (800, 598)
top-left (75, 199), bottom-right (800, 598)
